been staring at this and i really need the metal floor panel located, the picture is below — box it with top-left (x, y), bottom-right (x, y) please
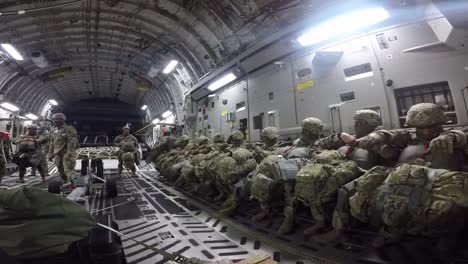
top-left (89, 171), bottom-right (282, 264)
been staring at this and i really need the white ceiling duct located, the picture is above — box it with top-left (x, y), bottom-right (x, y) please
top-left (30, 50), bottom-right (48, 68)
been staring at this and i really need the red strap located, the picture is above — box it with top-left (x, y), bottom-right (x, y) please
top-left (421, 144), bottom-right (429, 160)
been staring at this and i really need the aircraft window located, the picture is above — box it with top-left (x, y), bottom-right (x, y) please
top-left (212, 102), bottom-right (215, 108)
top-left (222, 99), bottom-right (228, 105)
top-left (199, 117), bottom-right (201, 122)
top-left (253, 115), bottom-right (263, 130)
top-left (297, 68), bottom-right (312, 78)
top-left (236, 101), bottom-right (246, 112)
top-left (340, 91), bottom-right (355, 102)
top-left (394, 81), bottom-right (456, 127)
top-left (269, 92), bottom-right (274, 101)
top-left (204, 115), bottom-right (208, 120)
top-left (268, 112), bottom-right (276, 127)
top-left (344, 63), bottom-right (373, 81)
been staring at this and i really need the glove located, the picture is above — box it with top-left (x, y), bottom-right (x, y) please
top-left (429, 133), bottom-right (454, 154)
top-left (357, 132), bottom-right (385, 150)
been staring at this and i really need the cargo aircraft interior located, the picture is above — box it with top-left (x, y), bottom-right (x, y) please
top-left (1, 1), bottom-right (468, 264)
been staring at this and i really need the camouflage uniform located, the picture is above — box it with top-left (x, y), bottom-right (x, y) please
top-left (31, 130), bottom-right (51, 177)
top-left (114, 126), bottom-right (139, 175)
top-left (324, 103), bottom-right (468, 246)
top-left (358, 103), bottom-right (468, 171)
top-left (250, 127), bottom-right (281, 163)
top-left (349, 163), bottom-right (468, 250)
top-left (317, 110), bottom-right (399, 169)
top-left (293, 150), bottom-right (360, 235)
top-left (217, 148), bottom-right (257, 215)
top-left (152, 136), bottom-right (176, 170)
top-left (48, 113), bottom-right (79, 183)
top-left (12, 125), bottom-right (49, 183)
top-left (277, 117), bottom-right (324, 234)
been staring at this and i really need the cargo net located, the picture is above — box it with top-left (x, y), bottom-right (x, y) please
top-left (76, 147), bottom-right (120, 160)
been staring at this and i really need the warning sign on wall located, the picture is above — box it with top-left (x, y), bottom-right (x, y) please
top-left (296, 80), bottom-right (314, 91)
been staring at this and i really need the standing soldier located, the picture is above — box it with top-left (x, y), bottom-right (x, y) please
top-left (12, 125), bottom-right (48, 183)
top-left (114, 125), bottom-right (139, 175)
top-left (30, 127), bottom-right (51, 177)
top-left (48, 113), bottom-right (79, 183)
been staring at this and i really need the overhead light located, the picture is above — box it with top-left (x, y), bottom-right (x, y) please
top-left (161, 110), bottom-right (173, 119)
top-left (236, 106), bottom-right (246, 112)
top-left (48, 99), bottom-right (58, 106)
top-left (208, 73), bottom-right (237, 92)
top-left (208, 94), bottom-right (216, 98)
top-left (297, 7), bottom-right (390, 47)
top-left (162, 60), bottom-right (179, 74)
top-left (345, 71), bottom-right (374, 82)
top-left (25, 113), bottom-right (38, 120)
top-left (141, 105), bottom-right (148, 110)
top-left (1, 44), bottom-right (24, 61)
top-left (24, 120), bottom-right (33, 126)
top-left (0, 102), bottom-right (19, 112)
top-left (152, 118), bottom-right (160, 125)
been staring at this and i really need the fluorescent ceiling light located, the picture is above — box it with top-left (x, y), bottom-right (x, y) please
top-left (297, 7), bottom-right (390, 47)
top-left (152, 118), bottom-right (160, 125)
top-left (48, 99), bottom-right (58, 106)
top-left (0, 102), bottom-right (19, 112)
top-left (18, 115), bottom-right (27, 120)
top-left (162, 60), bottom-right (179, 74)
top-left (208, 73), bottom-right (237, 91)
top-left (208, 94), bottom-right (216, 98)
top-left (236, 106), bottom-right (246, 112)
top-left (345, 71), bottom-right (374, 82)
top-left (25, 113), bottom-right (38, 120)
top-left (161, 110), bottom-right (173, 119)
top-left (1, 44), bottom-right (24, 61)
top-left (141, 105), bottom-right (148, 110)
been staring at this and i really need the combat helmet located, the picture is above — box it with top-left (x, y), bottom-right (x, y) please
top-left (52, 113), bottom-right (67, 121)
top-left (176, 135), bottom-right (190, 148)
top-left (261, 127), bottom-right (279, 140)
top-left (27, 124), bottom-right (39, 130)
top-left (302, 117), bottom-right (323, 133)
top-left (406, 103), bottom-right (447, 127)
top-left (122, 125), bottom-right (130, 130)
top-left (196, 136), bottom-right (209, 146)
top-left (212, 133), bottom-right (225, 144)
top-left (354, 109), bottom-right (382, 127)
top-left (230, 130), bottom-right (245, 146)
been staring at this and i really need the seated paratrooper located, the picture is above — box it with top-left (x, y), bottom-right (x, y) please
top-left (348, 162), bottom-right (468, 253)
top-left (291, 150), bottom-right (360, 236)
top-left (151, 136), bottom-right (176, 170)
top-left (217, 148), bottom-right (257, 215)
top-left (318, 109), bottom-right (399, 169)
top-left (325, 103), bottom-right (468, 248)
top-left (249, 127), bottom-right (281, 163)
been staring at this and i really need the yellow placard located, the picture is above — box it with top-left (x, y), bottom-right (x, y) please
top-left (296, 80), bottom-right (314, 91)
top-left (221, 109), bottom-right (229, 117)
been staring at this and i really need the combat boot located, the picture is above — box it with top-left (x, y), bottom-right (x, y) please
top-left (252, 206), bottom-right (271, 222)
top-left (304, 221), bottom-right (326, 236)
top-left (220, 199), bottom-right (238, 216)
top-left (17, 170), bottom-right (25, 183)
top-left (278, 206), bottom-right (295, 235)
